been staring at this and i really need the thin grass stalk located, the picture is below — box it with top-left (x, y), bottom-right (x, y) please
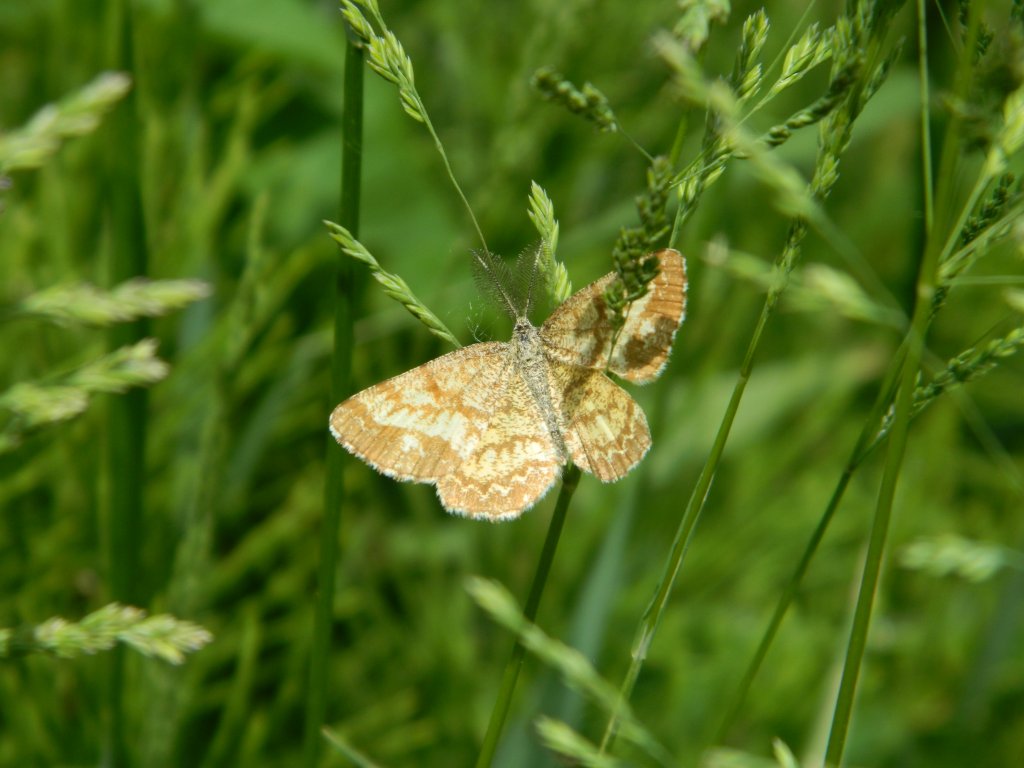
top-left (103, 1), bottom-right (146, 765)
top-left (819, 1), bottom-right (970, 765)
top-left (421, 120), bottom-right (488, 252)
top-left (712, 340), bottom-right (908, 745)
top-left (602, 208), bottom-right (817, 753)
top-left (915, 0), bottom-right (934, 237)
top-left (475, 464), bottom-right (582, 768)
top-left (599, 315), bottom-right (760, 752)
top-left (343, 0), bottom-right (487, 253)
top-left (823, 306), bottom-right (932, 765)
top-left (302, 30), bottom-right (364, 768)
top-left (602, 10), bottom-right (897, 748)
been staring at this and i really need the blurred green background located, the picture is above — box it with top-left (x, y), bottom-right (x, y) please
top-left (1, 0), bottom-right (1023, 766)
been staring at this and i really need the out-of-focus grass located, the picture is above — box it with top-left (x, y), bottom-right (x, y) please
top-left (1, 1), bottom-right (1022, 767)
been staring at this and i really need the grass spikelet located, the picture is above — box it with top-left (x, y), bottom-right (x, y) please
top-left (657, 31), bottom-right (820, 221)
top-left (68, 338), bottom-right (169, 393)
top-left (530, 67), bottom-right (618, 132)
top-left (15, 279), bottom-right (210, 327)
top-left (325, 221), bottom-right (460, 348)
top-left (708, 245), bottom-right (903, 328)
top-left (768, 22), bottom-right (828, 97)
top-left (959, 173), bottom-right (1016, 248)
top-left (0, 71), bottom-right (131, 174)
top-left (900, 534), bottom-right (1024, 582)
top-left (368, 30), bottom-right (424, 123)
top-left (911, 325), bottom-right (1024, 416)
top-left (605, 156), bottom-right (673, 331)
top-left (762, 58), bottom-right (860, 148)
top-left (342, 0), bottom-right (423, 122)
top-left (0, 603), bottom-right (212, 665)
top-left (527, 182), bottom-right (571, 303)
top-left (930, 175), bottom-right (1019, 321)
top-left (730, 9), bottom-right (769, 103)
top-left (339, 0), bottom-right (487, 248)
top-left (0, 338), bottom-right (168, 452)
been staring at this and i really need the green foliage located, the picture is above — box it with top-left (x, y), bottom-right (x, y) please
top-left (1, 1), bottom-right (1023, 767)
top-left (469, 576), bottom-right (671, 766)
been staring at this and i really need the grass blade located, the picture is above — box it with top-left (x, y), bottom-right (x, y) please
top-left (303, 27), bottom-right (365, 768)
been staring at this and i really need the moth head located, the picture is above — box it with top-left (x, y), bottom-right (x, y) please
top-left (513, 317), bottom-right (535, 340)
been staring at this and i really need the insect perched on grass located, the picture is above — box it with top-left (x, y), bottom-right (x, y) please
top-left (330, 248), bottom-right (686, 520)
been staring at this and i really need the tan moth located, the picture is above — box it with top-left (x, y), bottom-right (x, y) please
top-left (329, 249), bottom-right (687, 520)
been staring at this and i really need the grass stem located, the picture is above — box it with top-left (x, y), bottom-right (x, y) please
top-left (475, 464), bottom-right (581, 768)
top-left (103, 1), bottom-right (147, 764)
top-left (302, 30), bottom-right (364, 768)
top-left (823, 3), bottom-right (938, 761)
top-left (712, 340), bottom-right (907, 745)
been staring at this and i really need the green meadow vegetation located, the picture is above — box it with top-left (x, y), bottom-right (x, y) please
top-left (2, 0), bottom-right (1023, 765)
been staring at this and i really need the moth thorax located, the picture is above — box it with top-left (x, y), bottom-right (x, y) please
top-left (511, 318), bottom-right (542, 362)
top-left (510, 317), bottom-right (566, 460)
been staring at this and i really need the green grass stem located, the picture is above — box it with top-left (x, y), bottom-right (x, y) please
top-left (602, 201), bottom-right (819, 756)
top-left (475, 464), bottom-right (581, 768)
top-left (602, 6), bottom-right (895, 748)
top-left (103, 2), bottom-right (147, 765)
top-left (303, 30), bottom-right (364, 768)
top-left (823, 278), bottom-right (933, 766)
top-left (916, 0), bottom-right (934, 238)
top-left (342, 0), bottom-right (488, 253)
top-left (712, 339), bottom-right (908, 745)
top-left (823, 2), bottom-right (983, 761)
top-left (599, 330), bottom-right (756, 753)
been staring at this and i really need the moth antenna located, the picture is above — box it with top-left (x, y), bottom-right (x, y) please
top-left (512, 242), bottom-right (544, 319)
top-left (471, 249), bottom-right (520, 319)
top-left (525, 244), bottom-right (539, 317)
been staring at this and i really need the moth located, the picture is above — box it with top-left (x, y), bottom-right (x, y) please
top-left (330, 249), bottom-right (686, 520)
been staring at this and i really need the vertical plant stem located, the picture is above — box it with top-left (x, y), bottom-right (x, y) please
top-left (712, 342), bottom-right (907, 745)
top-left (600, 356), bottom-right (746, 752)
top-left (475, 464), bottom-right (581, 768)
top-left (823, 3), bottom-right (935, 762)
top-left (601, 222), bottom-right (802, 752)
top-left (103, 1), bottom-right (146, 765)
top-left (823, 322), bottom-right (929, 765)
top-left (303, 31), bottom-right (364, 768)
top-left (916, 0), bottom-right (934, 238)
top-left (602, 4), bottom-right (895, 742)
